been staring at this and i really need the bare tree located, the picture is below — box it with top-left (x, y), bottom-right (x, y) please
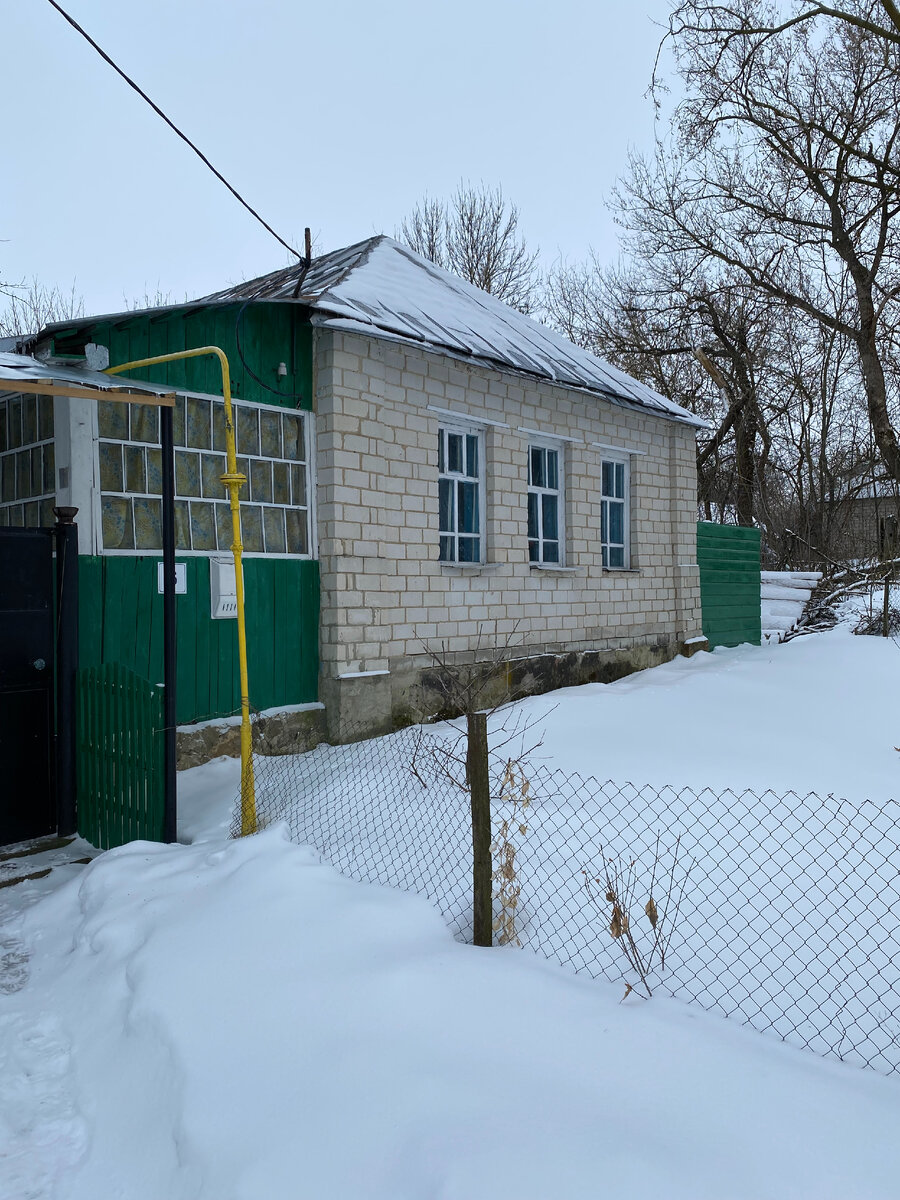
top-left (0, 277), bottom-right (84, 338)
top-left (399, 182), bottom-right (541, 314)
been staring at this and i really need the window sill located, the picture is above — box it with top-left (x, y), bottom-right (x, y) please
top-left (602, 567), bottom-right (640, 574)
top-left (440, 562), bottom-right (500, 574)
top-left (529, 564), bottom-right (582, 574)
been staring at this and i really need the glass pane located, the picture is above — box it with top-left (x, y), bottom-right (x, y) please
top-left (1, 457), bottom-right (14, 502)
top-left (98, 399), bottom-right (127, 440)
top-left (272, 461), bottom-right (290, 504)
top-left (609, 500), bottom-right (624, 545)
top-left (530, 446), bottom-right (544, 488)
top-left (0, 507), bottom-right (8, 527)
top-left (439, 477), bottom-right (454, 532)
top-left (439, 534), bottom-right (454, 562)
top-left (0, 402), bottom-right (7, 454)
top-left (23, 500), bottom-right (40, 527)
top-left (212, 401), bottom-right (228, 452)
top-left (601, 501), bottom-right (607, 544)
top-left (236, 457), bottom-right (250, 493)
top-left (147, 447), bottom-right (163, 495)
top-left (527, 491), bottom-right (538, 540)
top-left (263, 507), bottom-right (286, 553)
top-left (458, 480), bottom-right (478, 534)
top-left (448, 433), bottom-right (463, 473)
top-left (542, 494), bottom-right (558, 541)
top-left (458, 536), bottom-right (480, 563)
top-left (133, 497), bottom-right (162, 550)
top-left (250, 459), bottom-right (273, 504)
top-left (22, 397), bottom-right (37, 446)
top-left (528, 539), bottom-right (539, 562)
top-left (131, 403), bottom-right (159, 444)
top-left (547, 450), bottom-right (558, 491)
top-left (173, 397), bottom-right (186, 446)
top-left (8, 504), bottom-right (23, 527)
top-left (437, 432), bottom-right (444, 473)
top-left (9, 397), bottom-right (22, 449)
top-left (602, 461), bottom-right (614, 497)
top-left (187, 398), bottom-right (211, 449)
top-left (241, 505), bottom-right (264, 552)
top-left (602, 545), bottom-right (609, 567)
top-left (175, 450), bottom-right (201, 497)
top-left (202, 453), bottom-right (226, 499)
top-left (237, 406), bottom-right (259, 456)
top-left (282, 413), bottom-right (304, 461)
top-left (174, 499), bottom-right (191, 550)
top-left (42, 442), bottom-right (55, 494)
top-left (466, 435), bottom-right (478, 478)
top-left (215, 503), bottom-right (233, 551)
top-left (38, 395), bottom-right (54, 441)
top-left (286, 508), bottom-right (309, 555)
top-left (190, 501), bottom-right (217, 551)
top-left (40, 498), bottom-right (56, 527)
top-left (101, 496), bottom-right (134, 549)
top-left (99, 443), bottom-right (123, 492)
top-left (543, 541), bottom-right (559, 564)
top-left (260, 410), bottom-right (281, 458)
top-left (16, 450), bottom-right (30, 498)
top-left (288, 464), bottom-right (306, 508)
top-left (125, 445), bottom-right (146, 494)
top-left (30, 448), bottom-right (42, 496)
top-left (609, 546), bottom-right (625, 568)
top-left (615, 462), bottom-right (625, 499)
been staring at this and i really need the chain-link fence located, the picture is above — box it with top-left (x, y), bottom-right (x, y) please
top-left (234, 719), bottom-right (900, 1077)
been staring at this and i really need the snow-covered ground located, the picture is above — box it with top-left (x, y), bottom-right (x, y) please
top-left (4, 607), bottom-right (900, 1198)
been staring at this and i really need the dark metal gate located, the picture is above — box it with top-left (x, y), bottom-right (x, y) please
top-left (0, 529), bottom-right (55, 845)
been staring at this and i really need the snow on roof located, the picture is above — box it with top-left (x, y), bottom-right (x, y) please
top-left (0, 351), bottom-right (175, 399)
top-left (203, 236), bottom-right (705, 428)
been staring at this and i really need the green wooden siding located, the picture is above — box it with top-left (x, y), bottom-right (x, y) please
top-left (52, 304), bottom-right (313, 412)
top-left (78, 555), bottom-right (319, 724)
top-left (697, 522), bottom-right (762, 649)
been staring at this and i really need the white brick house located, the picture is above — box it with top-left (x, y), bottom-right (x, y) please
top-left (207, 236), bottom-right (706, 736)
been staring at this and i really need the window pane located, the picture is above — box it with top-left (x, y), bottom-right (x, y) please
top-left (530, 446), bottom-right (544, 488)
top-left (543, 541), bottom-right (559, 563)
top-left (30, 448), bottom-right (42, 496)
top-left (263, 507), bottom-right (286, 553)
top-left (134, 497), bottom-right (162, 550)
top-left (527, 491), bottom-right (539, 540)
top-left (260, 410), bottom-right (282, 459)
top-left (448, 433), bottom-right (463, 473)
top-left (131, 403), bottom-right (159, 444)
top-left (241, 504), bottom-right (264, 552)
top-left (202, 453), bottom-right (226, 499)
top-left (212, 403), bottom-right (228, 452)
top-left (24, 501), bottom-right (40, 527)
top-left (175, 450), bottom-right (201, 497)
top-left (98, 399), bottom-right (127, 440)
top-left (285, 509), bottom-right (309, 555)
top-left (439, 478), bottom-right (454, 532)
top-left (602, 461), bottom-right (614, 497)
top-left (609, 500), bottom-right (624, 545)
top-left (615, 462), bottom-right (625, 499)
top-left (608, 546), bottom-right (624, 568)
top-left (290, 463), bottom-right (307, 508)
top-left (272, 461), bottom-right (290, 504)
top-left (437, 432), bottom-right (444, 473)
top-left (16, 450), bottom-right (30, 498)
top-left (542, 494), bottom-right (558, 541)
top-left (237, 406), bottom-right (259, 456)
top-left (601, 501), bottom-right (607, 544)
top-left (458, 480), bottom-right (478, 534)
top-left (458, 536), bottom-right (480, 563)
top-left (38, 395), bottom-right (54, 441)
top-left (466, 435), bottom-right (478, 478)
top-left (186, 398), bottom-right (211, 450)
top-left (174, 499), bottom-right (191, 550)
top-left (439, 534), bottom-right (454, 562)
top-left (125, 445), bottom-right (146, 494)
top-left (602, 545), bottom-right (609, 567)
top-left (100, 443), bottom-right (123, 492)
top-left (173, 397), bottom-right (186, 446)
top-left (8, 398), bottom-right (22, 449)
top-left (190, 501), bottom-right (217, 551)
top-left (547, 450), bottom-right (558, 490)
top-left (7, 504), bottom-right (23, 527)
top-left (529, 539), bottom-right (539, 562)
top-left (0, 507), bottom-right (7, 527)
top-left (250, 459), bottom-right (273, 504)
top-left (282, 413), bottom-right (304, 461)
top-left (22, 397), bottom-right (37, 446)
top-left (0, 403), bottom-right (7, 453)
top-left (42, 442), bottom-right (55, 494)
top-left (215, 503), bottom-right (233, 551)
top-left (102, 496), bottom-right (134, 549)
top-left (1, 458), bottom-right (14, 502)
top-left (147, 447), bottom-right (163, 495)
top-left (40, 498), bottom-right (56, 528)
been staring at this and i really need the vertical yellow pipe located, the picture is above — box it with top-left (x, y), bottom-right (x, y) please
top-left (106, 347), bottom-right (257, 834)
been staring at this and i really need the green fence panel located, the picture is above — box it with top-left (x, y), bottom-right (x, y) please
top-left (77, 663), bottom-right (165, 849)
top-left (697, 522), bottom-right (761, 649)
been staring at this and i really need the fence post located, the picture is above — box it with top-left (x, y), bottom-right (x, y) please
top-left (466, 710), bottom-right (492, 947)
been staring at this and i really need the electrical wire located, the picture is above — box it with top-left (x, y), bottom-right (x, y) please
top-left (44, 0), bottom-right (303, 263)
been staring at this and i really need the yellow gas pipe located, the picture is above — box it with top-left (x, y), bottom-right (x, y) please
top-left (106, 346), bottom-right (257, 835)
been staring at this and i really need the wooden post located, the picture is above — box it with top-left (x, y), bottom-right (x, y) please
top-left (466, 710), bottom-right (492, 947)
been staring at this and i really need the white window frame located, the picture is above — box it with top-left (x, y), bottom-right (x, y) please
top-left (600, 453), bottom-right (630, 569)
top-left (527, 439), bottom-right (565, 566)
top-left (438, 422), bottom-right (485, 564)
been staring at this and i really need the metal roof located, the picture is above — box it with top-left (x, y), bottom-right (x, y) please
top-left (0, 351), bottom-right (175, 401)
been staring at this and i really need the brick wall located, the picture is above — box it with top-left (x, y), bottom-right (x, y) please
top-left (314, 328), bottom-right (703, 731)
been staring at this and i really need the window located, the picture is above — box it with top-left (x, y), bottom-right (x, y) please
top-left (98, 395), bottom-right (311, 556)
top-left (0, 393), bottom-right (56, 529)
top-left (600, 457), bottom-right (628, 568)
top-left (438, 426), bottom-right (483, 562)
top-left (528, 443), bottom-right (562, 564)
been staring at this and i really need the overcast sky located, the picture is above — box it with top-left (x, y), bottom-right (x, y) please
top-left (5, 1), bottom-right (674, 315)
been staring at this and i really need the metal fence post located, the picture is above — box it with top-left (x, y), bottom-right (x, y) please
top-left (466, 710), bottom-right (492, 947)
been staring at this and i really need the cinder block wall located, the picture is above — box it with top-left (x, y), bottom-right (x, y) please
top-left (314, 329), bottom-right (703, 735)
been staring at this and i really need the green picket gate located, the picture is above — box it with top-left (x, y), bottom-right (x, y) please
top-left (77, 663), bottom-right (165, 849)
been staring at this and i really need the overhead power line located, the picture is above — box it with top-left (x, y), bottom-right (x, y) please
top-left (45, 0), bottom-right (303, 262)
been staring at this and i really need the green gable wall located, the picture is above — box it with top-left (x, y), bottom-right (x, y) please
top-left (79, 556), bottom-right (319, 725)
